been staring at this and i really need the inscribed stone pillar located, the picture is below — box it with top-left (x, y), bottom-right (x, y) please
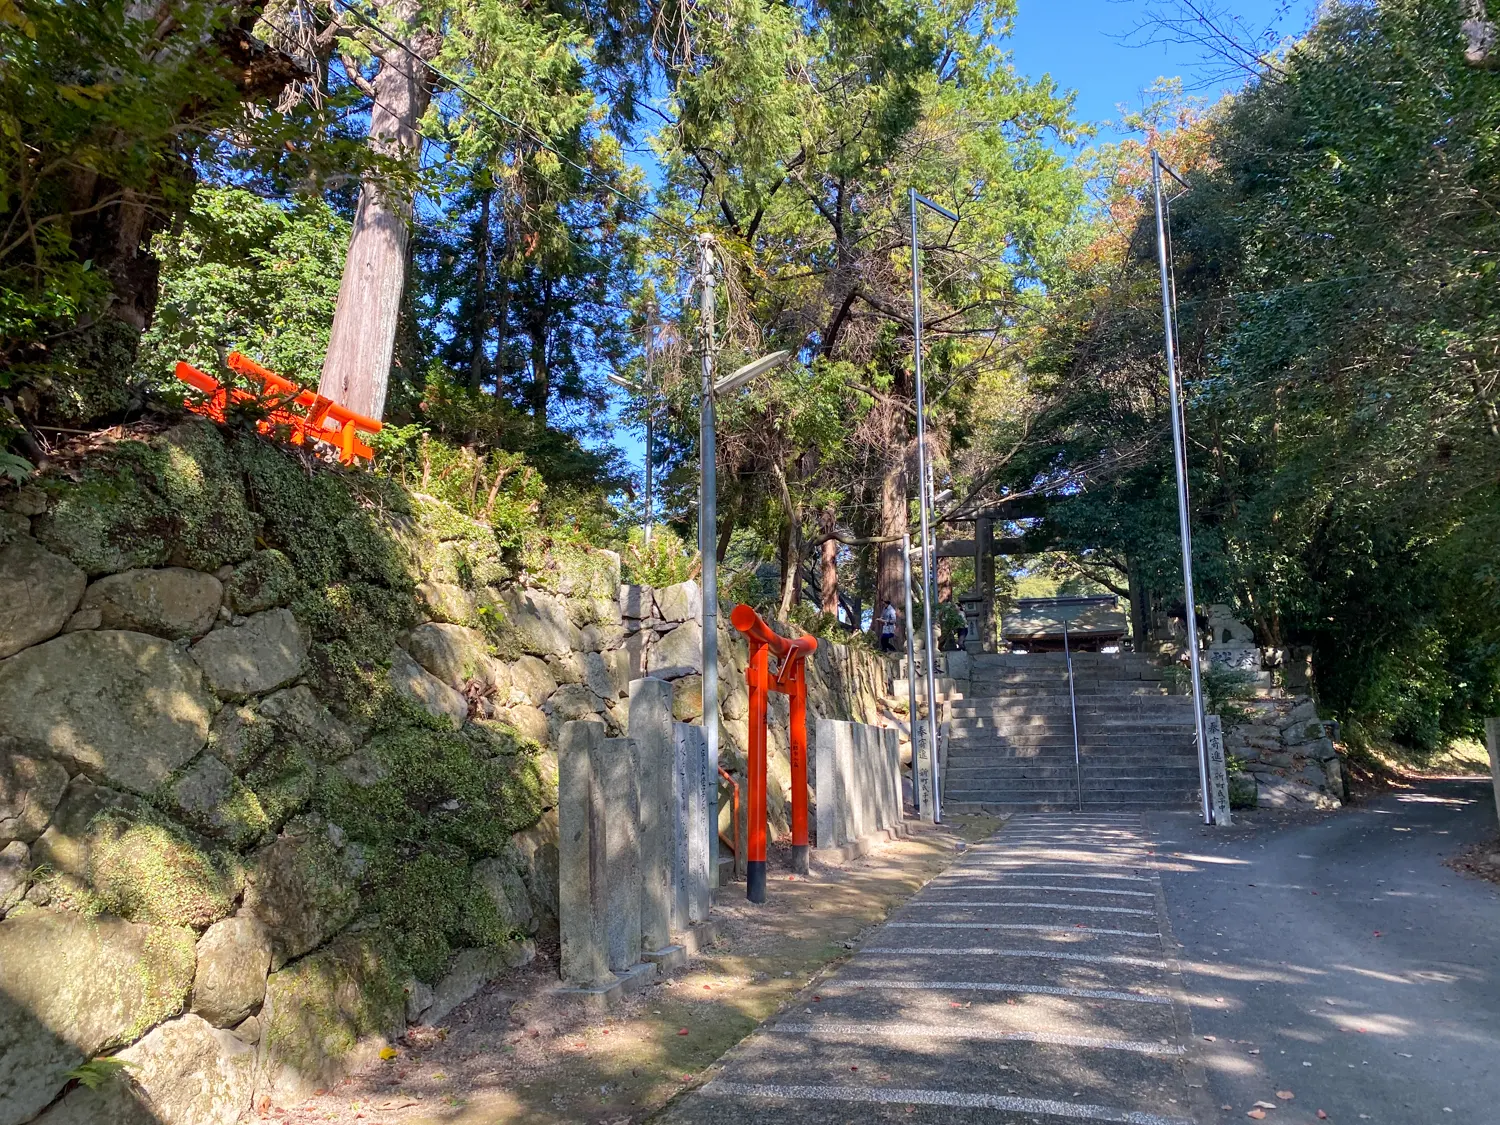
top-left (882, 727), bottom-right (901, 830)
top-left (630, 677), bottom-right (676, 951)
top-left (1205, 714), bottom-right (1232, 827)
top-left (600, 736), bottom-right (642, 971)
top-left (558, 720), bottom-right (613, 987)
top-left (673, 722), bottom-right (711, 925)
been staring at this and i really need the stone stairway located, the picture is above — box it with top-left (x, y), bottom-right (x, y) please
top-left (941, 652), bottom-right (1202, 813)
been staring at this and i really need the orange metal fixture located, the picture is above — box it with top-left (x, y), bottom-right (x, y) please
top-left (174, 353), bottom-right (382, 465)
top-left (729, 603), bottom-right (817, 903)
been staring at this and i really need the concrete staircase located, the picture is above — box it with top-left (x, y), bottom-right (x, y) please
top-left (940, 652), bottom-right (1202, 813)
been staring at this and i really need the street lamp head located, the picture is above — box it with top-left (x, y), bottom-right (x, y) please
top-left (608, 373), bottom-right (641, 392)
top-left (713, 348), bottom-right (792, 397)
top-left (911, 190), bottom-right (960, 224)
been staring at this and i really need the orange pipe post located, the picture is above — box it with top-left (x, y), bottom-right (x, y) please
top-left (730, 603), bottom-right (817, 903)
top-left (788, 670), bottom-right (809, 875)
top-left (745, 638), bottom-right (770, 902)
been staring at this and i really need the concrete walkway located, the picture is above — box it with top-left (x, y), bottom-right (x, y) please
top-left (1151, 777), bottom-right (1500, 1122)
top-left (657, 815), bottom-right (1210, 1124)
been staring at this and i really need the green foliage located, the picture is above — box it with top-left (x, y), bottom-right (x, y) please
top-left (620, 525), bottom-right (695, 588)
top-left (1, 1), bottom-right (347, 427)
top-left (1007, 2), bottom-right (1500, 748)
top-left (138, 188), bottom-right (351, 388)
top-left (64, 1057), bottom-right (135, 1090)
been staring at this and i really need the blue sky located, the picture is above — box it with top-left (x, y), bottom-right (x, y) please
top-left (1005, 0), bottom-right (1319, 141)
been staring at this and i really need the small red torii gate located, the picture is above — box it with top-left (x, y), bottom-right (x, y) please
top-left (730, 604), bottom-right (817, 904)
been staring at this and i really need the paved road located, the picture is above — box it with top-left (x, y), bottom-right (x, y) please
top-left (659, 814), bottom-right (1212, 1125)
top-left (1148, 778), bottom-right (1500, 1125)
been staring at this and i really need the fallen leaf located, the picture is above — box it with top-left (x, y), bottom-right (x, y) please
top-left (379, 1047), bottom-right (398, 1061)
top-left (1277, 1091), bottom-right (1295, 1101)
top-left (1204, 1035), bottom-right (1217, 1042)
top-left (1249, 1049), bottom-right (1261, 1055)
top-left (1318, 1113), bottom-right (1329, 1120)
top-left (1254, 1102), bottom-right (1277, 1110)
top-left (677, 1029), bottom-right (689, 1036)
top-left (1248, 1112), bottom-right (1266, 1120)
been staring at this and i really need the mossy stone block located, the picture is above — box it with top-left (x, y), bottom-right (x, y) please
top-left (260, 931), bottom-right (407, 1104)
top-left (225, 549), bottom-right (298, 615)
top-left (0, 909), bottom-right (196, 1125)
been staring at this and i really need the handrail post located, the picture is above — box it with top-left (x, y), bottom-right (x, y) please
top-left (1064, 619), bottom-right (1082, 812)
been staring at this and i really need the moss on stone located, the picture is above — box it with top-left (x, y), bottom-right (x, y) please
top-left (306, 641), bottom-right (405, 730)
top-left (29, 423), bottom-right (258, 576)
top-left (85, 811), bottom-right (238, 930)
top-left (152, 754), bottom-right (271, 850)
top-left (534, 543), bottom-right (620, 600)
top-left (262, 930), bottom-right (407, 1082)
top-left (225, 547), bottom-right (299, 614)
top-left (31, 443), bottom-right (177, 575)
top-left (155, 420), bottom-right (259, 570)
top-left (293, 580), bottom-right (417, 665)
top-left (317, 719), bottom-right (548, 859)
top-left (236, 435), bottom-right (412, 590)
top-left (242, 742), bottom-right (317, 831)
top-left (367, 846), bottom-right (518, 983)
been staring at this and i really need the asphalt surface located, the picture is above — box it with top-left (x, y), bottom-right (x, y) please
top-left (658, 814), bottom-right (1210, 1125)
top-left (1148, 778), bottom-right (1500, 1125)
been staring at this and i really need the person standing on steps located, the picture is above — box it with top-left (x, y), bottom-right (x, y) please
top-left (879, 599), bottom-right (898, 652)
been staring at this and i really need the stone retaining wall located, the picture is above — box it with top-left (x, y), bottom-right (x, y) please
top-left (0, 420), bottom-right (884, 1124)
top-left (1225, 696), bottom-right (1345, 809)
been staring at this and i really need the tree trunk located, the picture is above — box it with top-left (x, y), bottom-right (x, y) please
top-left (1126, 556), bottom-right (1150, 653)
top-left (468, 189), bottom-right (492, 391)
top-left (318, 0), bottom-right (438, 420)
top-left (876, 426), bottom-right (911, 624)
top-left (820, 507), bottom-right (839, 616)
top-left (527, 319), bottom-right (550, 423)
top-left (774, 462), bottom-right (802, 620)
top-left (937, 555), bottom-right (953, 604)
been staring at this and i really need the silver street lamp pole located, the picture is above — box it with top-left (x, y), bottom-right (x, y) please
top-left (696, 233), bottom-right (793, 882)
top-left (902, 533), bottom-right (921, 813)
top-left (645, 304), bottom-right (655, 547)
top-left (909, 188), bottom-right (959, 824)
top-left (697, 234), bottom-right (722, 887)
top-left (1151, 151), bottom-right (1212, 827)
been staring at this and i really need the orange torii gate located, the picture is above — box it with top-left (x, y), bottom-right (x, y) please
top-left (730, 604), bottom-right (817, 903)
top-left (175, 352), bottom-right (382, 465)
